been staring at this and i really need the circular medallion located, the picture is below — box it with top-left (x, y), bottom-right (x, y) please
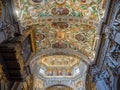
top-left (75, 33), bottom-right (85, 42)
top-left (55, 0), bottom-right (66, 5)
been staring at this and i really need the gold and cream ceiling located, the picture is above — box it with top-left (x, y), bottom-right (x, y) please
top-left (13, 0), bottom-right (108, 89)
top-left (14, 0), bottom-right (106, 60)
top-left (13, 0), bottom-right (107, 75)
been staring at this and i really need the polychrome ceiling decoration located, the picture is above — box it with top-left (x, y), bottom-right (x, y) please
top-left (14, 0), bottom-right (106, 61)
top-left (32, 54), bottom-right (87, 77)
top-left (36, 55), bottom-right (83, 77)
top-left (38, 55), bottom-right (79, 67)
top-left (14, 0), bottom-right (107, 89)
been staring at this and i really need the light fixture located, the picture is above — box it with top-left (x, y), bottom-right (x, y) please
top-left (15, 8), bottom-right (20, 18)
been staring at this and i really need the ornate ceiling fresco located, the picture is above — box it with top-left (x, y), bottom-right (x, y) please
top-left (34, 55), bottom-right (87, 77)
top-left (31, 54), bottom-right (87, 78)
top-left (38, 55), bottom-right (79, 67)
top-left (14, 0), bottom-right (107, 61)
top-left (13, 0), bottom-right (107, 89)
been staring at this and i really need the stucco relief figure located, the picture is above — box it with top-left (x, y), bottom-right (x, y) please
top-left (48, 69), bottom-right (53, 76)
top-left (57, 69), bottom-right (62, 76)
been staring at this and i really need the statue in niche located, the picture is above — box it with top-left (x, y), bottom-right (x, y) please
top-left (57, 69), bottom-right (62, 76)
top-left (48, 69), bottom-right (53, 76)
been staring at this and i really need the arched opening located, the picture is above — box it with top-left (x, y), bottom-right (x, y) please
top-left (45, 85), bottom-right (74, 90)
